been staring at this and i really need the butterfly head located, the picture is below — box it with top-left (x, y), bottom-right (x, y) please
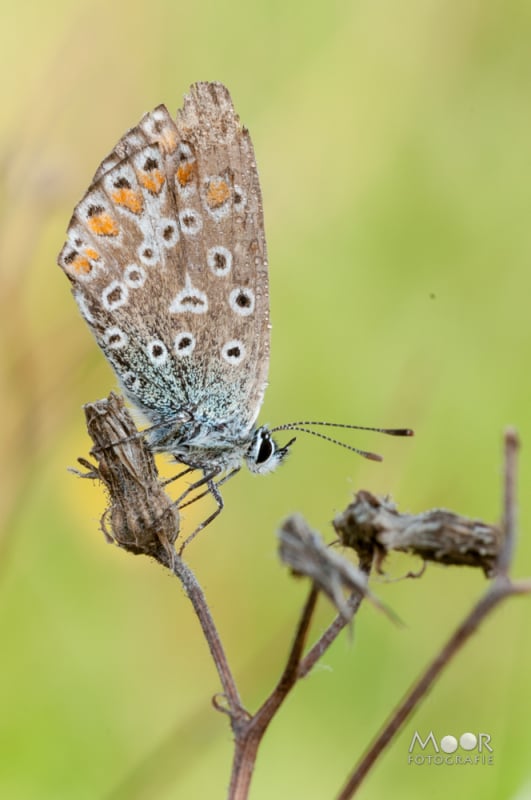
top-left (245, 426), bottom-right (296, 475)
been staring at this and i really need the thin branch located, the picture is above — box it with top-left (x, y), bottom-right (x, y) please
top-left (275, 585), bottom-right (320, 694)
top-left (336, 578), bottom-right (531, 800)
top-left (276, 514), bottom-right (386, 678)
top-left (227, 516), bottom-right (384, 798)
top-left (498, 426), bottom-right (519, 575)
top-left (336, 428), bottom-right (524, 799)
top-left (228, 586), bottom-right (319, 799)
top-left (171, 558), bottom-right (243, 717)
top-left (298, 587), bottom-right (368, 680)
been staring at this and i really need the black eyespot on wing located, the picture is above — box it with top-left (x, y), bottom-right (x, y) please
top-left (87, 204), bottom-right (104, 217)
top-left (236, 291), bottom-right (251, 308)
top-left (107, 285), bottom-right (123, 304)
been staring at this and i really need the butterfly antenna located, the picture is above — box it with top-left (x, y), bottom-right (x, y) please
top-left (270, 422), bottom-right (414, 462)
top-left (272, 421), bottom-right (414, 437)
top-left (272, 426), bottom-right (382, 461)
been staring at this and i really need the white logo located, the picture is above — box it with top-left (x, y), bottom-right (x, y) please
top-left (408, 731), bottom-right (494, 765)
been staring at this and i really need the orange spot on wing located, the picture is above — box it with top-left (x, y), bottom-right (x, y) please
top-left (84, 248), bottom-right (100, 260)
top-left (70, 255), bottom-right (93, 275)
top-left (111, 188), bottom-right (144, 214)
top-left (176, 162), bottom-right (195, 187)
top-left (88, 213), bottom-right (119, 236)
top-left (206, 179), bottom-right (230, 208)
top-left (139, 170), bottom-right (165, 194)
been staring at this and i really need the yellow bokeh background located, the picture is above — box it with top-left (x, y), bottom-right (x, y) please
top-left (2, 1), bottom-right (531, 798)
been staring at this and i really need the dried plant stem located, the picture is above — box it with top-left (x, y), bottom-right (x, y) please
top-left (228, 586), bottom-right (319, 799)
top-left (170, 558), bottom-right (242, 716)
top-left (298, 580), bottom-right (368, 680)
top-left (336, 428), bottom-right (526, 799)
top-left (498, 427), bottom-right (519, 575)
top-left (336, 577), bottom-right (531, 799)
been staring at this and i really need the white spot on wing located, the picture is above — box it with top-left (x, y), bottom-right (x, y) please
top-left (229, 287), bottom-right (255, 316)
top-left (179, 208), bottom-right (202, 235)
top-left (124, 264), bottom-right (147, 288)
top-left (102, 280), bottom-right (128, 311)
top-left (103, 326), bottom-right (128, 349)
top-left (170, 274), bottom-right (208, 314)
top-left (146, 339), bottom-right (168, 366)
top-left (137, 237), bottom-right (159, 267)
top-left (207, 246), bottom-right (232, 277)
top-left (174, 331), bottom-right (196, 358)
top-left (156, 217), bottom-right (179, 248)
top-left (221, 339), bottom-right (246, 365)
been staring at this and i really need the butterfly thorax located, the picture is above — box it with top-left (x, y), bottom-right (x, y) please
top-left (146, 414), bottom-right (292, 475)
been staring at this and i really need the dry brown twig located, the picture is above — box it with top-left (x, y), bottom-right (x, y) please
top-left (334, 491), bottom-right (501, 577)
top-left (77, 395), bottom-right (528, 799)
top-left (334, 428), bottom-right (530, 800)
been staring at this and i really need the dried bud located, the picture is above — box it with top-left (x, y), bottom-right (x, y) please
top-left (278, 514), bottom-right (388, 620)
top-left (335, 490), bottom-right (501, 577)
top-left (79, 393), bottom-right (179, 566)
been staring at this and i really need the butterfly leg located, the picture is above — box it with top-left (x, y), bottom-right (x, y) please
top-left (161, 465), bottom-right (195, 488)
top-left (178, 476), bottom-right (223, 554)
top-left (177, 468), bottom-right (241, 554)
top-left (178, 467), bottom-right (241, 511)
top-left (173, 470), bottom-right (220, 509)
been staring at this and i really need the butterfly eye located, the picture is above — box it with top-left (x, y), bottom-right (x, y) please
top-left (256, 433), bottom-right (273, 465)
top-left (245, 427), bottom-right (290, 475)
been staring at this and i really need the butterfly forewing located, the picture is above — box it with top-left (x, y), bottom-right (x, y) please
top-left (58, 82), bottom-right (270, 437)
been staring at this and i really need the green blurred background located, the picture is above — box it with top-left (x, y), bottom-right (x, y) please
top-left (2, 0), bottom-right (531, 797)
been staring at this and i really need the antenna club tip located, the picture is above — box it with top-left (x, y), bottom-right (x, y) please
top-left (365, 452), bottom-right (383, 462)
top-left (386, 428), bottom-right (414, 437)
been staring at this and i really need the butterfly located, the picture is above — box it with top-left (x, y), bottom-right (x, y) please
top-left (58, 82), bottom-right (412, 545)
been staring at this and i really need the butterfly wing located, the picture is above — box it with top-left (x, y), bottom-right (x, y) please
top-left (58, 82), bottom-right (270, 437)
top-left (175, 82), bottom-right (270, 432)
